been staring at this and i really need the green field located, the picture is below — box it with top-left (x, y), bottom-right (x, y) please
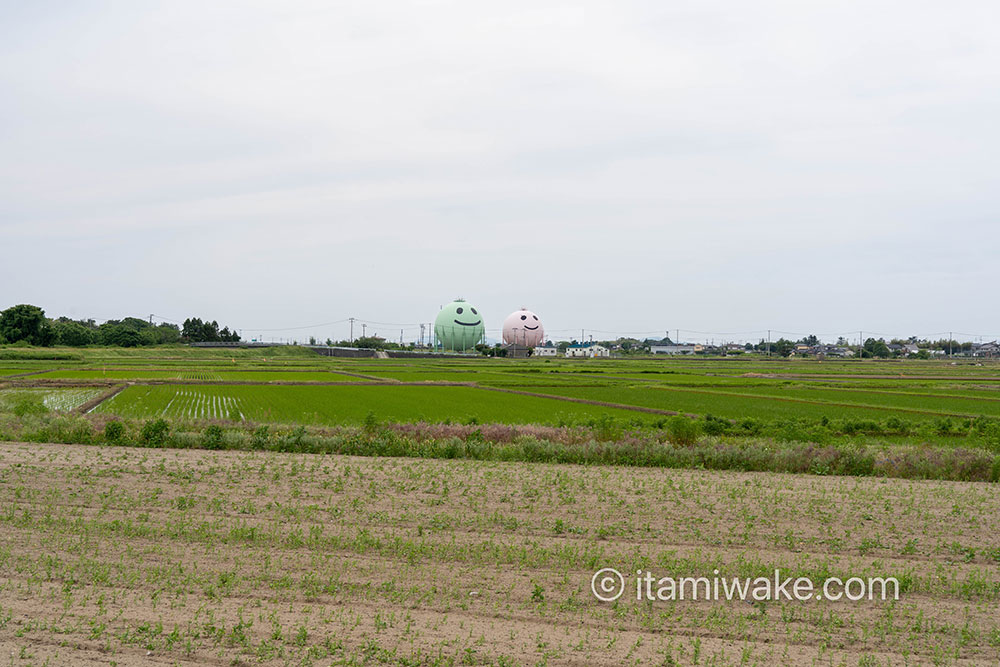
top-left (526, 384), bottom-right (1000, 421)
top-left (93, 384), bottom-right (650, 424)
top-left (5, 345), bottom-right (1000, 435)
top-left (32, 369), bottom-right (372, 382)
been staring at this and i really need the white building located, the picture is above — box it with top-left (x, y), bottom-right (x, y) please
top-left (566, 343), bottom-right (609, 358)
top-left (650, 344), bottom-right (698, 355)
top-left (533, 346), bottom-right (558, 357)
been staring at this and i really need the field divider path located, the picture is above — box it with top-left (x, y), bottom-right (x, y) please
top-left (331, 370), bottom-right (401, 381)
top-left (76, 383), bottom-right (128, 414)
top-left (6, 379), bottom-right (121, 389)
top-left (2, 369), bottom-right (58, 378)
top-left (475, 385), bottom-right (699, 417)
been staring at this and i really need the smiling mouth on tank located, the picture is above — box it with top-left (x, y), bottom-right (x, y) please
top-left (454, 320), bottom-right (482, 327)
top-left (523, 325), bottom-right (539, 330)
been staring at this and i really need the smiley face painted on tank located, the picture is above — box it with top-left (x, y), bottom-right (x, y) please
top-left (502, 308), bottom-right (545, 347)
top-left (452, 305), bottom-right (481, 327)
top-left (433, 299), bottom-right (487, 351)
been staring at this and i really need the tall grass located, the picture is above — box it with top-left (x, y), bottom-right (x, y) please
top-left (1, 409), bottom-right (997, 483)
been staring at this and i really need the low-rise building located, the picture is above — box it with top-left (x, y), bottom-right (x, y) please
top-left (650, 344), bottom-right (698, 355)
top-left (533, 345), bottom-right (558, 357)
top-left (972, 342), bottom-right (1000, 358)
top-left (565, 343), bottom-right (610, 358)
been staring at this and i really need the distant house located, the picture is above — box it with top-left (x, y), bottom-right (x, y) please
top-left (973, 342), bottom-right (1000, 358)
top-left (650, 344), bottom-right (697, 355)
top-left (534, 345), bottom-right (558, 357)
top-left (566, 343), bottom-right (609, 358)
top-left (796, 344), bottom-right (854, 358)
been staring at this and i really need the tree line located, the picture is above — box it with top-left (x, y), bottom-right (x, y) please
top-left (0, 304), bottom-right (240, 347)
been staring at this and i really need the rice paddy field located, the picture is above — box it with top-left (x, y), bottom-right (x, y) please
top-left (2, 346), bottom-right (1000, 665)
top-left (4, 348), bottom-right (1000, 429)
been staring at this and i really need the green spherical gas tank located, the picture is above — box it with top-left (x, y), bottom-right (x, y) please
top-left (434, 299), bottom-right (485, 351)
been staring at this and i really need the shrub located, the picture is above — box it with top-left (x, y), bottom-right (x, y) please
top-left (140, 418), bottom-right (170, 446)
top-left (363, 410), bottom-right (379, 434)
top-left (11, 395), bottom-right (48, 417)
top-left (701, 414), bottom-right (730, 436)
top-left (665, 416), bottom-right (700, 446)
top-left (202, 424), bottom-right (225, 450)
top-left (276, 426), bottom-right (309, 452)
top-left (104, 420), bottom-right (125, 444)
top-left (250, 425), bottom-right (270, 449)
top-left (591, 414), bottom-right (622, 441)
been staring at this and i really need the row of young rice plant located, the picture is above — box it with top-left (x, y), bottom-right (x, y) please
top-left (0, 387), bottom-right (106, 411)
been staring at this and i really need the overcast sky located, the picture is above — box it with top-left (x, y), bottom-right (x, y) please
top-left (2, 1), bottom-right (998, 344)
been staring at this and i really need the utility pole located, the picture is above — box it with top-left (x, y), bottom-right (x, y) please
top-left (400, 329), bottom-right (403, 345)
top-left (767, 330), bottom-right (771, 357)
top-left (950, 332), bottom-right (953, 357)
top-left (860, 331), bottom-right (863, 358)
top-left (349, 318), bottom-right (355, 342)
top-left (362, 323), bottom-right (367, 338)
top-left (148, 314), bottom-right (153, 324)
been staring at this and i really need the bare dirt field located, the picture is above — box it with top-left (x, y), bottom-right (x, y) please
top-left (1, 442), bottom-right (998, 666)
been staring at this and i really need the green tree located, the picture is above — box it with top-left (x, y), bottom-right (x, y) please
top-left (155, 323), bottom-right (181, 344)
top-left (773, 338), bottom-right (795, 357)
top-left (0, 304), bottom-right (54, 345)
top-left (99, 323), bottom-right (142, 347)
top-left (354, 336), bottom-right (385, 350)
top-left (863, 337), bottom-right (891, 359)
top-left (52, 320), bottom-right (95, 346)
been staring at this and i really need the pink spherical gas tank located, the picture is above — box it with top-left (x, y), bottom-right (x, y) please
top-left (502, 308), bottom-right (545, 348)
